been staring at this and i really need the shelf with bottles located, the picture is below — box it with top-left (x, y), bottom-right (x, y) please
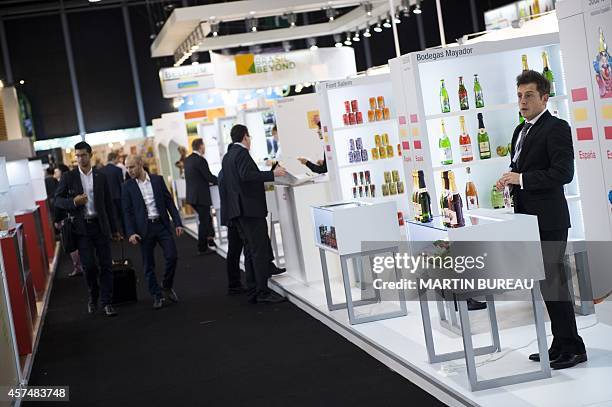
top-left (339, 167), bottom-right (406, 202)
top-left (332, 118), bottom-right (397, 133)
top-left (336, 130), bottom-right (402, 169)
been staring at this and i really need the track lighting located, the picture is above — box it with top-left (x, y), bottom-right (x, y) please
top-left (326, 7), bottom-right (336, 22)
top-left (363, 2), bottom-right (373, 17)
top-left (344, 32), bottom-right (352, 46)
top-left (333, 34), bottom-right (343, 47)
top-left (307, 38), bottom-right (318, 50)
top-left (211, 21), bottom-right (220, 37)
top-left (246, 17), bottom-right (258, 32)
top-left (352, 30), bottom-right (361, 42)
top-left (286, 12), bottom-right (297, 27)
top-left (363, 27), bottom-right (371, 38)
top-left (383, 16), bottom-right (392, 28)
top-left (374, 18), bottom-right (383, 33)
top-left (413, 0), bottom-right (422, 14)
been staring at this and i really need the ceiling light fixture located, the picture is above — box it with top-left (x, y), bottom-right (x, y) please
top-left (286, 12), bottom-right (297, 27)
top-left (307, 38), bottom-right (318, 50)
top-left (333, 34), bottom-right (343, 47)
top-left (363, 27), bottom-right (371, 38)
top-left (374, 18), bottom-right (383, 33)
top-left (352, 29), bottom-right (361, 42)
top-left (383, 16), bottom-right (392, 28)
top-left (211, 21), bottom-right (220, 37)
top-left (88, 0), bottom-right (101, 3)
top-left (413, 0), bottom-right (422, 14)
top-left (326, 7), bottom-right (336, 22)
top-left (344, 32), bottom-right (352, 46)
top-left (363, 2), bottom-right (373, 17)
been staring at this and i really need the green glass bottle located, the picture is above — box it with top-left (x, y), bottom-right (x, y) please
top-left (417, 170), bottom-right (432, 223)
top-left (491, 185), bottom-right (504, 209)
top-left (439, 119), bottom-right (453, 165)
top-left (477, 113), bottom-right (491, 159)
top-left (458, 76), bottom-right (469, 110)
top-left (473, 74), bottom-right (484, 108)
top-left (541, 52), bottom-right (556, 97)
top-left (440, 79), bottom-right (450, 113)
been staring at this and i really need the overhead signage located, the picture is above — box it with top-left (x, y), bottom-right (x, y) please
top-left (211, 47), bottom-right (357, 90)
top-left (159, 63), bottom-right (215, 98)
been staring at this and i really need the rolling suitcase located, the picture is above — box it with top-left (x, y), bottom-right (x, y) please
top-left (111, 242), bottom-right (138, 304)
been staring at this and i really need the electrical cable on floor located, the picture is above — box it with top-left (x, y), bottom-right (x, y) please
top-left (439, 319), bottom-right (600, 374)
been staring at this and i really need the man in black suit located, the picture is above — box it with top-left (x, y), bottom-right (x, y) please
top-left (55, 141), bottom-right (121, 317)
top-left (221, 124), bottom-right (287, 304)
top-left (497, 70), bottom-right (586, 370)
top-left (99, 151), bottom-right (125, 233)
top-left (122, 155), bottom-right (183, 310)
top-left (184, 138), bottom-right (218, 254)
top-left (297, 121), bottom-right (327, 174)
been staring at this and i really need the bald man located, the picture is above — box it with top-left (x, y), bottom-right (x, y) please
top-left (122, 155), bottom-right (184, 310)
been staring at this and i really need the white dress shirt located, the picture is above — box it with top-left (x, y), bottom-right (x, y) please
top-left (136, 173), bottom-right (160, 219)
top-left (518, 109), bottom-right (548, 189)
top-left (78, 166), bottom-right (97, 217)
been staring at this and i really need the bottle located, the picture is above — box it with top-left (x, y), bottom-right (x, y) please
top-left (417, 170), bottom-right (432, 223)
top-left (458, 116), bottom-right (473, 162)
top-left (465, 167), bottom-right (479, 210)
top-left (503, 185), bottom-right (513, 208)
top-left (439, 119), bottom-right (453, 165)
top-left (458, 76), bottom-right (469, 110)
top-left (533, 0), bottom-right (541, 16)
top-left (521, 54), bottom-right (529, 71)
top-left (412, 171), bottom-right (421, 221)
top-left (473, 74), bottom-right (484, 108)
top-left (447, 171), bottom-right (465, 227)
top-left (476, 113), bottom-right (491, 160)
top-left (541, 51), bottom-right (556, 97)
top-left (440, 172), bottom-right (451, 227)
top-left (491, 185), bottom-right (504, 209)
top-left (440, 79), bottom-right (450, 113)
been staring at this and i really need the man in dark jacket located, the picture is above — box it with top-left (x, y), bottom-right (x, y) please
top-left (123, 155), bottom-right (183, 310)
top-left (55, 141), bottom-right (121, 317)
top-left (221, 124), bottom-right (287, 304)
top-left (184, 138), bottom-right (218, 254)
top-left (99, 151), bottom-right (125, 233)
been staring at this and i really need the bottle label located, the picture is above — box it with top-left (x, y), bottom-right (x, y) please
top-left (460, 144), bottom-right (472, 159)
top-left (413, 202), bottom-right (422, 219)
top-left (467, 196), bottom-right (479, 209)
top-left (441, 147), bottom-right (452, 162)
top-left (479, 141), bottom-right (490, 153)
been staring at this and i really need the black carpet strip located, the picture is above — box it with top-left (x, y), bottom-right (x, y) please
top-left (25, 236), bottom-right (447, 407)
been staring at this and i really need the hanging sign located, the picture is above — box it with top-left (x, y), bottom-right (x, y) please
top-left (210, 47), bottom-right (357, 90)
top-left (159, 63), bottom-right (216, 98)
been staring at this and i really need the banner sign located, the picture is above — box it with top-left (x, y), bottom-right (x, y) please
top-left (210, 47), bottom-right (357, 90)
top-left (159, 63), bottom-right (215, 98)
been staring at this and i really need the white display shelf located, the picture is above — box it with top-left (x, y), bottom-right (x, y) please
top-left (432, 155), bottom-right (510, 171)
top-left (338, 157), bottom-right (400, 170)
top-left (565, 194), bottom-right (580, 202)
top-left (425, 95), bottom-right (568, 121)
top-left (333, 118), bottom-right (397, 133)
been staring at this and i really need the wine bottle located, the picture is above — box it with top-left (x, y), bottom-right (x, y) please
top-left (503, 185), bottom-right (513, 208)
top-left (477, 113), bottom-right (491, 159)
top-left (522, 54), bottom-right (529, 71)
top-left (491, 185), bottom-right (504, 209)
top-left (439, 119), bottom-right (453, 165)
top-left (458, 76), bottom-right (469, 110)
top-left (447, 171), bottom-right (465, 227)
top-left (458, 116), bottom-right (473, 162)
top-left (440, 172), bottom-right (451, 227)
top-left (417, 170), bottom-right (432, 223)
top-left (533, 0), bottom-right (541, 15)
top-left (541, 51), bottom-right (556, 97)
top-left (412, 171), bottom-right (421, 221)
top-left (465, 167), bottom-right (479, 210)
top-left (440, 79), bottom-right (450, 113)
top-left (473, 74), bottom-right (484, 108)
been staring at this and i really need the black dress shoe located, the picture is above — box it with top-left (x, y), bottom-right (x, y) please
top-left (529, 348), bottom-right (561, 362)
top-left (87, 302), bottom-right (97, 314)
top-left (467, 298), bottom-right (487, 311)
top-left (207, 239), bottom-right (217, 248)
top-left (163, 288), bottom-right (179, 303)
top-left (269, 264), bottom-right (286, 276)
top-left (153, 297), bottom-right (164, 310)
top-left (104, 305), bottom-right (118, 317)
top-left (256, 292), bottom-right (287, 304)
top-left (228, 286), bottom-right (247, 295)
top-left (550, 352), bottom-right (587, 370)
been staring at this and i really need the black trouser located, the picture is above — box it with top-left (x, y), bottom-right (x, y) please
top-left (141, 220), bottom-right (178, 299)
top-left (113, 199), bottom-right (124, 234)
top-left (226, 223), bottom-right (243, 289)
top-left (235, 216), bottom-right (271, 299)
top-left (192, 205), bottom-right (214, 251)
top-left (539, 229), bottom-right (586, 354)
top-left (76, 219), bottom-right (113, 306)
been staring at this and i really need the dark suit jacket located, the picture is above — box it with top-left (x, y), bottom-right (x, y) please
top-left (218, 170), bottom-right (229, 227)
top-left (54, 168), bottom-right (117, 238)
top-left (184, 152), bottom-right (218, 206)
top-left (510, 110), bottom-right (573, 231)
top-left (221, 143), bottom-right (274, 220)
top-left (305, 152), bottom-right (327, 174)
top-left (121, 173), bottom-right (183, 238)
top-left (99, 163), bottom-right (124, 201)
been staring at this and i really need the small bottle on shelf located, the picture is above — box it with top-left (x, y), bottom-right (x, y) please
top-left (541, 51), bottom-right (556, 97)
top-left (458, 76), bottom-right (469, 110)
top-left (447, 171), bottom-right (465, 228)
top-left (412, 171), bottom-right (422, 221)
top-left (503, 185), bottom-right (513, 209)
top-left (417, 170), bottom-right (432, 223)
top-left (491, 185), bottom-right (504, 209)
top-left (477, 113), bottom-right (491, 159)
top-left (473, 74), bottom-right (485, 108)
top-left (465, 167), bottom-right (479, 210)
top-left (522, 54), bottom-right (529, 71)
top-left (440, 171), bottom-right (451, 227)
top-left (439, 119), bottom-right (453, 165)
top-left (458, 115), bottom-right (473, 162)
top-left (440, 79), bottom-right (451, 113)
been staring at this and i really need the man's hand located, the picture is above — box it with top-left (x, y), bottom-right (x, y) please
top-left (297, 157), bottom-right (308, 165)
top-left (128, 234), bottom-right (141, 245)
top-left (73, 194), bottom-right (88, 206)
top-left (176, 227), bottom-right (184, 237)
top-left (316, 159), bottom-right (324, 166)
top-left (273, 165), bottom-right (288, 177)
top-left (496, 178), bottom-right (505, 192)
top-left (500, 172), bottom-right (520, 188)
top-left (112, 232), bottom-right (123, 241)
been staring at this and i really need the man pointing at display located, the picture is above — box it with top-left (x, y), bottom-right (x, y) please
top-left (497, 70), bottom-right (586, 370)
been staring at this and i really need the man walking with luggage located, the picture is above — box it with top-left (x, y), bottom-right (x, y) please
top-left (123, 155), bottom-right (184, 309)
top-left (55, 141), bottom-right (121, 317)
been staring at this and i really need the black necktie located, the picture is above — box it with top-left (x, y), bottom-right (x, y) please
top-left (512, 122), bottom-right (532, 164)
